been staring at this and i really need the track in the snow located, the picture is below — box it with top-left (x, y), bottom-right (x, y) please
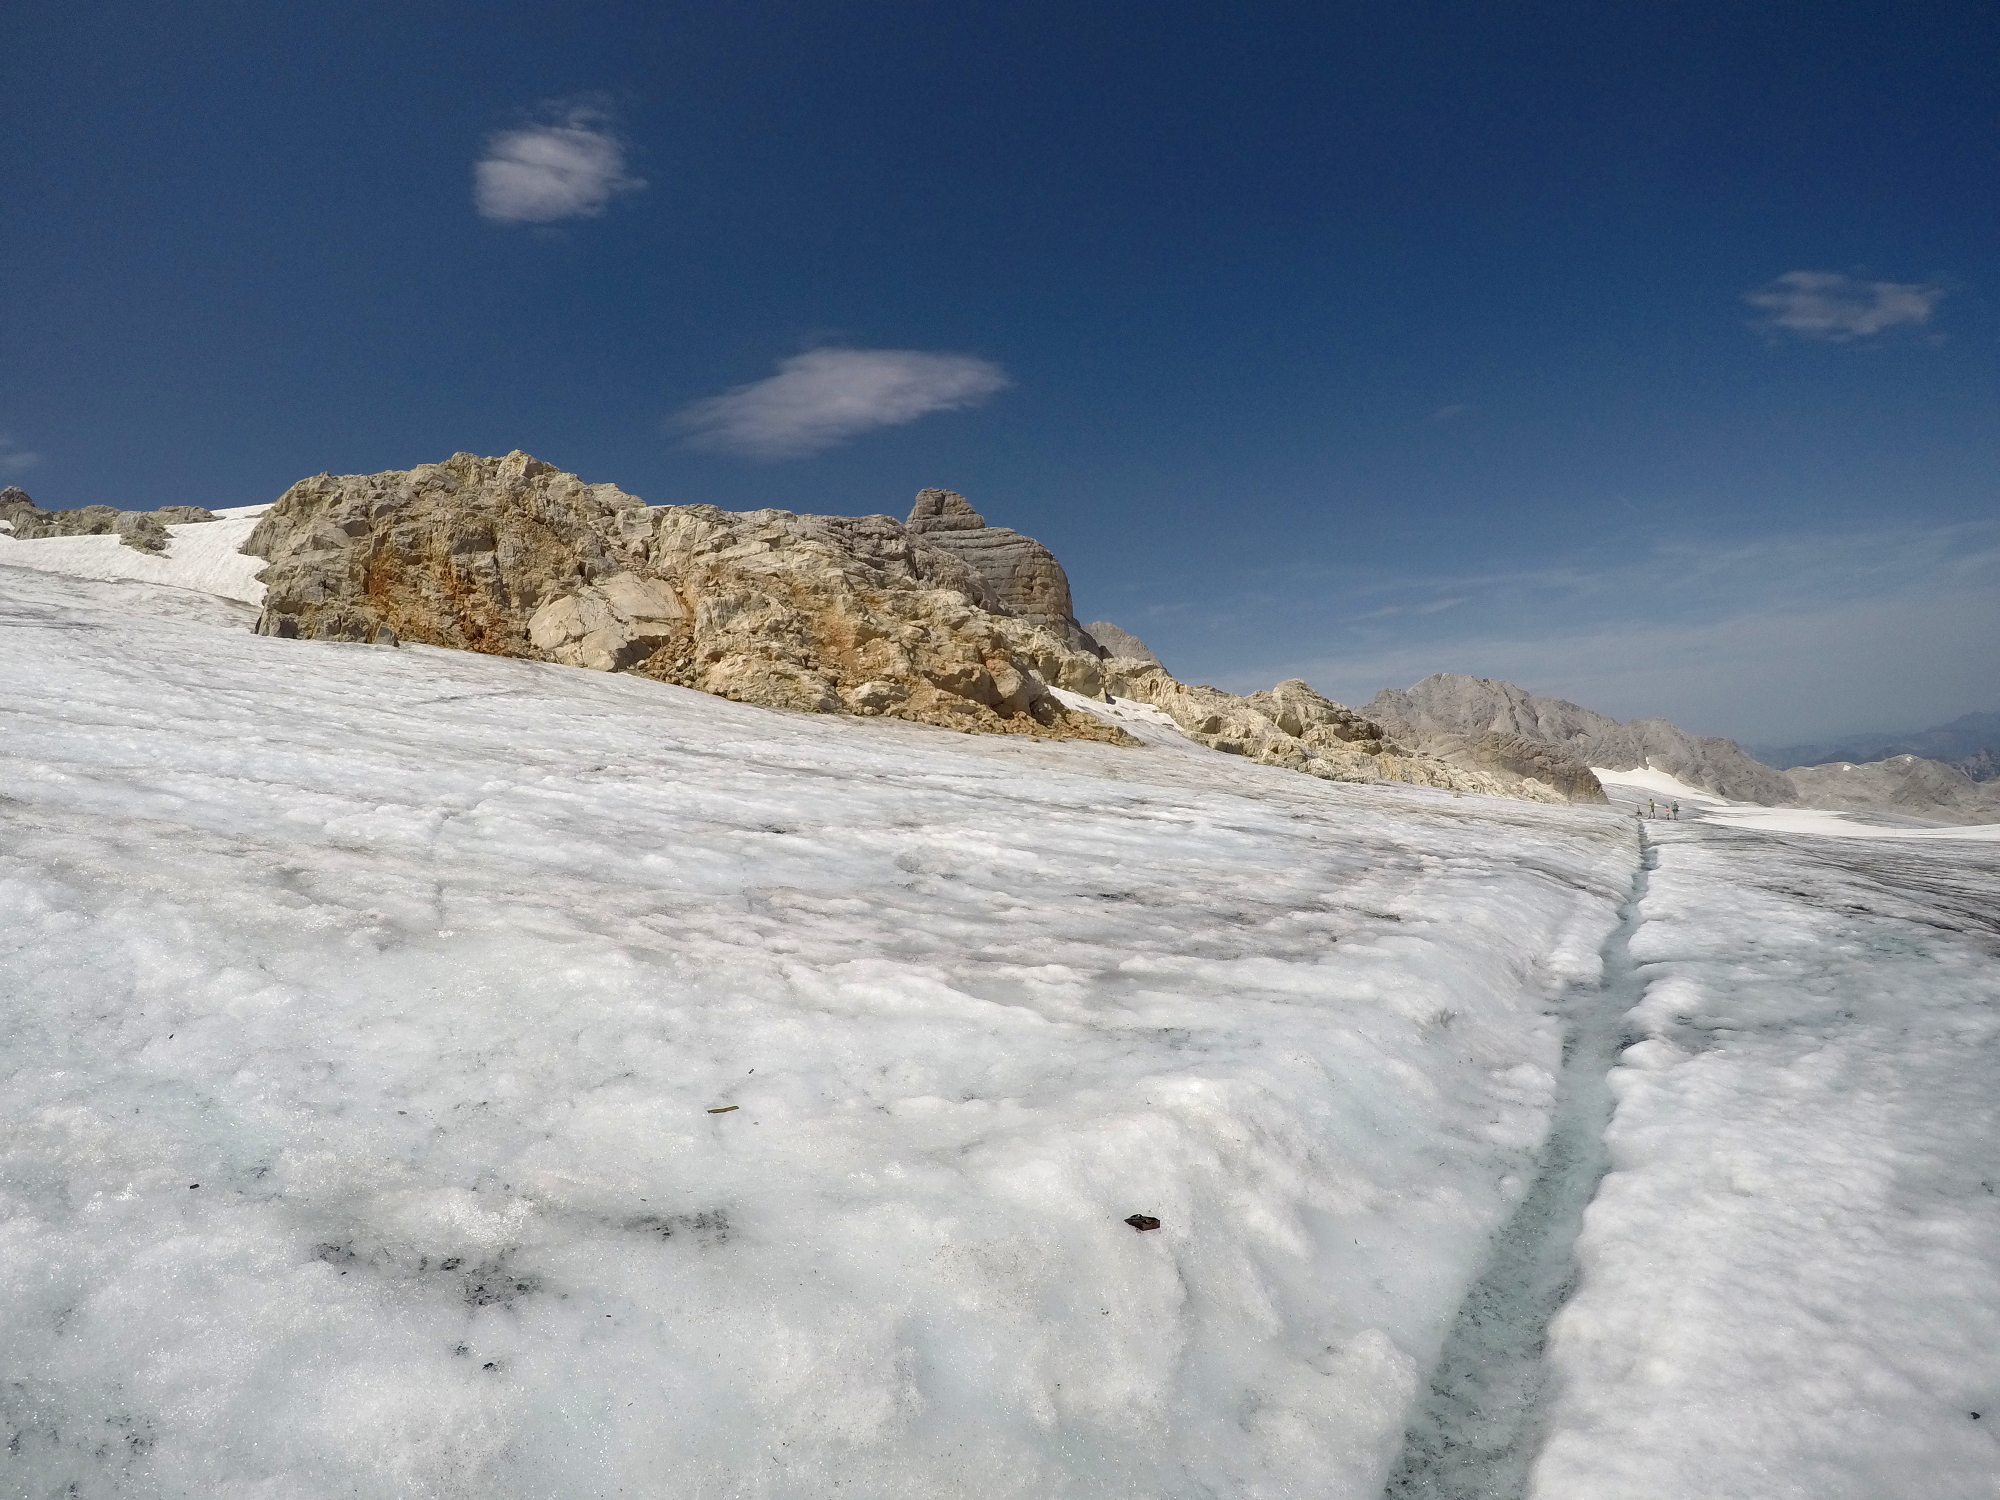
top-left (1380, 830), bottom-right (1656, 1500)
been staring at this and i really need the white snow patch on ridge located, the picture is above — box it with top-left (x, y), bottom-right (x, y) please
top-left (0, 568), bottom-right (1637, 1499)
top-left (0, 504), bottom-right (270, 604)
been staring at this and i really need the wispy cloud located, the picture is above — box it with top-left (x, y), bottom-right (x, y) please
top-left (673, 348), bottom-right (1011, 459)
top-left (0, 435), bottom-right (41, 476)
top-left (1423, 403), bottom-right (1472, 425)
top-left (475, 106), bottom-right (644, 224)
top-left (1745, 270), bottom-right (1943, 342)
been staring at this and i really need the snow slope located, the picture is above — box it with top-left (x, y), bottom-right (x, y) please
top-left (0, 567), bottom-right (1635, 1499)
top-left (0, 503), bottom-right (270, 603)
top-left (1533, 823), bottom-right (2000, 1499)
top-left (1594, 765), bottom-right (2000, 842)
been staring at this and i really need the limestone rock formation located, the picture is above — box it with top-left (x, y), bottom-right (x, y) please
top-left (1785, 755), bottom-right (2000, 826)
top-left (904, 489), bottom-right (1092, 646)
top-left (1369, 672), bottom-right (1793, 804)
top-left (237, 453), bottom-right (1614, 804)
top-left (0, 487), bottom-right (217, 553)
top-left (1082, 620), bottom-right (1160, 666)
top-left (1392, 730), bottom-right (1610, 805)
top-left (244, 452), bottom-right (1132, 744)
top-left (1099, 669), bottom-right (1579, 803)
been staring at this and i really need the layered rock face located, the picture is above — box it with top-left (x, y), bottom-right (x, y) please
top-left (244, 453), bottom-right (1131, 744)
top-left (1369, 672), bottom-right (1792, 804)
top-left (904, 489), bottom-right (1094, 647)
top-left (0, 487), bottom-right (216, 553)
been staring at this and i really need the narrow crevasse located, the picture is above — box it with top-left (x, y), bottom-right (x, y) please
top-left (1381, 829), bottom-right (1655, 1500)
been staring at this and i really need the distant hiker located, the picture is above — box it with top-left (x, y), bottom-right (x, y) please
top-left (1648, 799), bottom-right (1656, 819)
top-left (1671, 801), bottom-right (1680, 820)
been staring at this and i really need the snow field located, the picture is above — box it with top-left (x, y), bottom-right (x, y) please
top-left (1593, 764), bottom-right (2000, 841)
top-left (0, 504), bottom-right (271, 604)
top-left (0, 569), bottom-right (1637, 1499)
top-left (1532, 825), bottom-right (2000, 1499)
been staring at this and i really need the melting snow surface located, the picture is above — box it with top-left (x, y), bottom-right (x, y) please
top-left (0, 503), bottom-right (271, 604)
top-left (1534, 824), bottom-right (2000, 1499)
top-left (1, 567), bottom-right (1633, 1499)
top-left (7, 555), bottom-right (1997, 1497)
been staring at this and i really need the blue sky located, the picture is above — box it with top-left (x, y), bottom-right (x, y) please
top-left (3, 2), bottom-right (1994, 742)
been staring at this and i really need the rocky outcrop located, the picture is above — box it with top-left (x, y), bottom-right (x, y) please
top-left (1368, 672), bottom-right (1794, 805)
top-left (904, 489), bottom-right (1094, 647)
top-left (0, 488), bottom-right (217, 554)
top-left (1786, 755), bottom-right (2000, 826)
top-left (1098, 670), bottom-right (1580, 803)
top-left (1082, 620), bottom-right (1160, 666)
top-left (245, 452), bottom-right (1132, 744)
top-left (1390, 730), bottom-right (1610, 805)
top-left (238, 453), bottom-right (1613, 804)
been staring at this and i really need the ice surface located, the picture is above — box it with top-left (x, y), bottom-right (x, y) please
top-left (0, 504), bottom-right (270, 604)
top-left (0, 567), bottom-right (1636, 1498)
top-left (12, 545), bottom-right (1991, 1496)
top-left (1532, 824), bottom-right (2000, 1499)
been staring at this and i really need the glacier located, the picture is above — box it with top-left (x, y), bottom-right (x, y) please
top-left (2, 551), bottom-right (1996, 1498)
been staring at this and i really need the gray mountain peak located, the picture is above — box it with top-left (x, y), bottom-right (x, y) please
top-left (1367, 672), bottom-right (1796, 804)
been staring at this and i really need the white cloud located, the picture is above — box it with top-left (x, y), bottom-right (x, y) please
top-left (1745, 270), bottom-right (1943, 342)
top-left (475, 107), bottom-right (644, 224)
top-left (673, 348), bottom-right (1011, 459)
top-left (0, 435), bottom-right (41, 476)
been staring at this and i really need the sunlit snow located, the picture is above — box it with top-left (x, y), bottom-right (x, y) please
top-left (0, 504), bottom-right (270, 604)
top-left (1, 567), bottom-right (1631, 1498)
top-left (1534, 823), bottom-right (2000, 1498)
top-left (5, 551), bottom-right (1996, 1499)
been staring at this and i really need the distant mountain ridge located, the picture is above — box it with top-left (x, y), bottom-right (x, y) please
top-left (1366, 673), bottom-right (1797, 804)
top-left (1364, 673), bottom-right (2000, 825)
top-left (1787, 755), bottom-right (2000, 825)
top-left (1756, 711), bottom-right (2000, 783)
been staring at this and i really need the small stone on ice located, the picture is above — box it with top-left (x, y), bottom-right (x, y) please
top-left (1124, 1214), bottom-right (1160, 1231)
